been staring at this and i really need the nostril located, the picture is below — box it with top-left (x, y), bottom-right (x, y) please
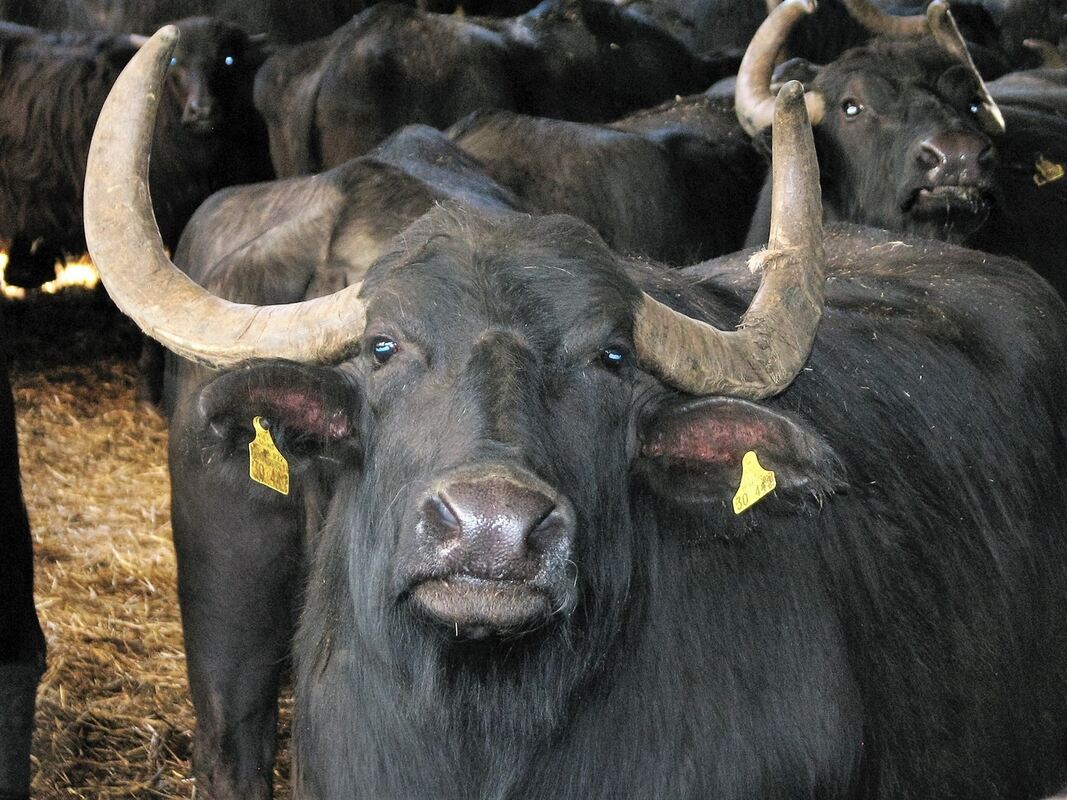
top-left (917, 141), bottom-right (946, 169)
top-left (433, 495), bottom-right (461, 531)
top-left (526, 506), bottom-right (565, 552)
top-left (420, 494), bottom-right (462, 543)
top-left (977, 144), bottom-right (995, 167)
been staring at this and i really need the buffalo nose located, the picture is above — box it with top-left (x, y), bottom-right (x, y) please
top-left (915, 131), bottom-right (995, 176)
top-left (182, 97), bottom-right (214, 124)
top-left (420, 475), bottom-right (574, 570)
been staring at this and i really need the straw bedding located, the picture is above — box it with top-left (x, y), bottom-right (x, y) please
top-left (4, 289), bottom-right (292, 799)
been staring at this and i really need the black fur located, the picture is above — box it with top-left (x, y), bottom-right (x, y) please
top-left (446, 95), bottom-right (764, 265)
top-left (253, 0), bottom-right (738, 176)
top-left (174, 208), bottom-right (1067, 798)
top-left (0, 345), bottom-right (43, 799)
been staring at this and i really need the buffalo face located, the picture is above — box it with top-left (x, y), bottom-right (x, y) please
top-left (166, 17), bottom-right (266, 135)
top-left (813, 44), bottom-right (998, 242)
top-left (344, 216), bottom-right (644, 642)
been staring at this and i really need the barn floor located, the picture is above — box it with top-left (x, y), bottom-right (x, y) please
top-left (4, 289), bottom-right (292, 799)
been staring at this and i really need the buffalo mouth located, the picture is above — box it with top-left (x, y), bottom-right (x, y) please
top-left (409, 575), bottom-right (558, 639)
top-left (180, 117), bottom-right (218, 136)
top-left (903, 184), bottom-right (993, 223)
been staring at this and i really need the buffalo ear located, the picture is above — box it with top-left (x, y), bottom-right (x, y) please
top-left (637, 397), bottom-right (844, 510)
top-left (196, 361), bottom-right (361, 469)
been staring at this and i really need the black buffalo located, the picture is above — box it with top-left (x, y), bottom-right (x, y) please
top-left (86, 31), bottom-right (1067, 800)
top-left (620, 0), bottom-right (1047, 67)
top-left (254, 0), bottom-right (739, 176)
top-left (0, 348), bottom-right (43, 800)
top-left (0, 0), bottom-right (367, 43)
top-left (0, 0), bottom-right (544, 42)
top-left (0, 16), bottom-right (272, 289)
top-left (739, 0), bottom-right (1067, 297)
top-left (446, 95), bottom-right (765, 265)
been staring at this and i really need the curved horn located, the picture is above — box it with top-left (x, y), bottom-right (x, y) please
top-left (636, 81), bottom-right (826, 400)
top-left (926, 0), bottom-right (1005, 135)
top-left (84, 27), bottom-right (367, 369)
top-left (1023, 39), bottom-right (1067, 68)
top-left (736, 0), bottom-right (826, 136)
top-left (839, 0), bottom-right (927, 37)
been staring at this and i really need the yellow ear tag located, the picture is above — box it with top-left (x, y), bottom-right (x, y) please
top-left (249, 416), bottom-right (289, 495)
top-left (732, 451), bottom-right (776, 515)
top-left (1034, 155), bottom-right (1065, 187)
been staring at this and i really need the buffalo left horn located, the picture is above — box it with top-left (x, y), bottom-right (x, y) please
top-left (636, 81), bottom-right (825, 400)
top-left (735, 0), bottom-right (826, 136)
top-left (84, 26), bottom-right (367, 369)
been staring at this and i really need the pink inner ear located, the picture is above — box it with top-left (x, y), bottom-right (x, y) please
top-left (247, 387), bottom-right (353, 440)
top-left (643, 414), bottom-right (771, 465)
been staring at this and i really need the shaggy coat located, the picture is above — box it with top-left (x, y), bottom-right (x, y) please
top-left (174, 208), bottom-right (1067, 798)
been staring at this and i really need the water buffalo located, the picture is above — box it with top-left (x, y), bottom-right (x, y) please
top-left (0, 350), bottom-right (43, 800)
top-left (254, 0), bottom-right (739, 176)
top-left (739, 0), bottom-right (1067, 296)
top-left (0, 0), bottom-right (544, 41)
top-left (0, 16), bottom-right (272, 288)
top-left (0, 0), bottom-right (366, 42)
top-left (87, 29), bottom-right (1067, 799)
top-left (446, 95), bottom-right (765, 265)
top-left (619, 0), bottom-right (1048, 67)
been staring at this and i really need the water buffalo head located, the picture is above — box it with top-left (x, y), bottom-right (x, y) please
top-left (164, 17), bottom-right (267, 135)
top-left (738, 0), bottom-right (1004, 243)
top-left (86, 30), bottom-right (838, 644)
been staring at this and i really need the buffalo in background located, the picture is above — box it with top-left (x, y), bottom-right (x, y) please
top-left (0, 16), bottom-right (273, 289)
top-left (618, 0), bottom-right (1060, 68)
top-left (0, 0), bottom-right (543, 42)
top-left (254, 0), bottom-right (740, 175)
top-left (739, 0), bottom-right (1067, 297)
top-left (447, 95), bottom-right (765, 264)
top-left (0, 348), bottom-right (43, 800)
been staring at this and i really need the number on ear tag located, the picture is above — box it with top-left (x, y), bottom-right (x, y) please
top-left (732, 451), bottom-right (776, 514)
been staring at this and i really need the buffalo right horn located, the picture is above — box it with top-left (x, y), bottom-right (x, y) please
top-left (736, 0), bottom-right (826, 136)
top-left (839, 0), bottom-right (928, 37)
top-left (637, 81), bottom-right (826, 400)
top-left (84, 27), bottom-right (368, 369)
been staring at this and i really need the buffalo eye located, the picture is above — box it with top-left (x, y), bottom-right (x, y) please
top-left (169, 56), bottom-right (178, 66)
top-left (371, 336), bottom-right (399, 367)
top-left (842, 99), bottom-right (863, 119)
top-left (969, 99), bottom-right (980, 115)
top-left (223, 54), bottom-right (235, 67)
top-left (600, 346), bottom-right (627, 369)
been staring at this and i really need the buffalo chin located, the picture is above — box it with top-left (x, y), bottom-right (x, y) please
top-left (410, 576), bottom-right (554, 639)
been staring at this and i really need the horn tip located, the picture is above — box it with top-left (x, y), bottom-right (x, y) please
top-left (775, 80), bottom-right (810, 125)
top-left (790, 0), bottom-right (817, 14)
top-left (153, 24), bottom-right (180, 45)
top-left (927, 0), bottom-right (948, 19)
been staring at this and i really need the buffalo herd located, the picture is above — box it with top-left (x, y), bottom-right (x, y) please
top-left (3, 0), bottom-right (1067, 798)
